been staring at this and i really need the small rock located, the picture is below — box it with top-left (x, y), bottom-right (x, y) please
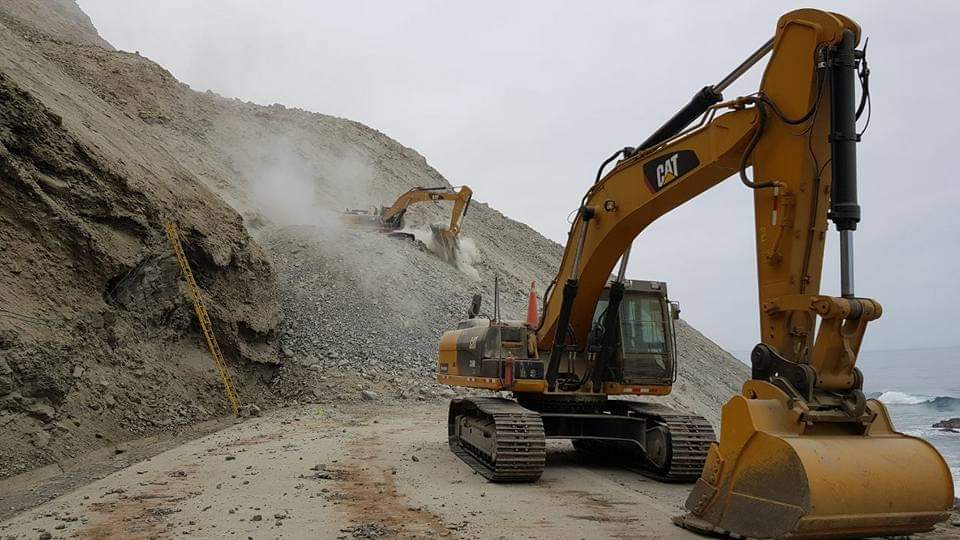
top-left (32, 430), bottom-right (51, 449)
top-left (360, 390), bottom-right (379, 401)
top-left (72, 366), bottom-right (85, 378)
top-left (933, 417), bottom-right (960, 431)
top-left (238, 404), bottom-right (262, 418)
top-left (251, 514), bottom-right (263, 522)
top-left (26, 403), bottom-right (56, 423)
top-left (39, 533), bottom-right (52, 540)
top-left (411, 455), bottom-right (419, 462)
top-left (225, 456), bottom-right (236, 461)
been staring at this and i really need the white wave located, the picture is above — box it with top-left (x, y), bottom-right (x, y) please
top-left (876, 391), bottom-right (934, 405)
top-left (903, 427), bottom-right (959, 439)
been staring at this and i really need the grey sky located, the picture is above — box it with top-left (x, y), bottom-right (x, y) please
top-left (78, 0), bottom-right (960, 352)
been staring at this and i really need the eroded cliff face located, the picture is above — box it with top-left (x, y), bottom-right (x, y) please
top-left (0, 0), bottom-right (112, 49)
top-left (0, 3), bottom-right (281, 478)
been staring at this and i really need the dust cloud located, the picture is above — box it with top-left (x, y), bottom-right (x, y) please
top-left (240, 134), bottom-right (481, 282)
top-left (402, 224), bottom-right (482, 280)
top-left (241, 134), bottom-right (378, 231)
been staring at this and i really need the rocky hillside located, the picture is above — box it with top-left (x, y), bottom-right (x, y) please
top-left (0, 0), bottom-right (748, 481)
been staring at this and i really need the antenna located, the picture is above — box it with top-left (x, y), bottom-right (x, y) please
top-left (494, 274), bottom-right (500, 322)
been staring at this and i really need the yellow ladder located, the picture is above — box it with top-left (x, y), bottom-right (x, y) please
top-left (164, 221), bottom-right (241, 415)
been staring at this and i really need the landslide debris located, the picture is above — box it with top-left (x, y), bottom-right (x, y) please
top-left (265, 224), bottom-right (747, 426)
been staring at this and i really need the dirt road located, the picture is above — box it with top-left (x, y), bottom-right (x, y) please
top-left (3, 399), bottom-right (957, 539)
top-left (0, 401), bottom-right (701, 539)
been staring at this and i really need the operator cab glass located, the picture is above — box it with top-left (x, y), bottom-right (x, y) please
top-left (592, 290), bottom-right (675, 383)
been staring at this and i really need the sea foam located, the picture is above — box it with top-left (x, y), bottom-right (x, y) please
top-left (878, 391), bottom-right (934, 405)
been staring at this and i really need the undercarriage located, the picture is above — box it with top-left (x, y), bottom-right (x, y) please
top-left (448, 394), bottom-right (715, 483)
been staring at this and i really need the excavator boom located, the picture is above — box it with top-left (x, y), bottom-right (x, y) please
top-left (539, 11), bottom-right (849, 360)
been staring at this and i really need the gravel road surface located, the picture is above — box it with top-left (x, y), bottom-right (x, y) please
top-left (0, 401), bottom-right (702, 539)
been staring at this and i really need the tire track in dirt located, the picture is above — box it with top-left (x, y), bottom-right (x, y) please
top-left (334, 435), bottom-right (452, 538)
top-left (78, 465), bottom-right (202, 539)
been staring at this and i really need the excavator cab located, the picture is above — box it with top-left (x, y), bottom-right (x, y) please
top-left (588, 280), bottom-right (677, 388)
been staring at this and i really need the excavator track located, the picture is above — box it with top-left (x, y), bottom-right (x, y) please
top-left (573, 401), bottom-right (715, 483)
top-left (626, 402), bottom-right (716, 482)
top-left (448, 397), bottom-right (545, 482)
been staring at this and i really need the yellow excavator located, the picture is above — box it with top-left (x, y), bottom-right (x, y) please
top-left (436, 9), bottom-right (953, 539)
top-left (342, 185), bottom-right (472, 247)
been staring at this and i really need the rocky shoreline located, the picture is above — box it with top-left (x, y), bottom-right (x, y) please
top-left (933, 417), bottom-right (960, 432)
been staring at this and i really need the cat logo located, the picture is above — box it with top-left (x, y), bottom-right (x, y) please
top-left (642, 150), bottom-right (700, 192)
top-left (468, 336), bottom-right (479, 350)
top-left (656, 154), bottom-right (680, 187)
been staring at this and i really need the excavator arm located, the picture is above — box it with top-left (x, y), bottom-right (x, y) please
top-left (444, 185), bottom-right (473, 236)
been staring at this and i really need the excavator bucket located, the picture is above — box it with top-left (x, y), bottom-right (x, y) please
top-left (676, 381), bottom-right (954, 539)
top-left (429, 224), bottom-right (460, 263)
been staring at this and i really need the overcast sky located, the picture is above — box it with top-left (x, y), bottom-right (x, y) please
top-left (78, 0), bottom-right (959, 353)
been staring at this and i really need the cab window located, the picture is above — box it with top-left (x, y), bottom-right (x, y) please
top-left (620, 295), bottom-right (667, 355)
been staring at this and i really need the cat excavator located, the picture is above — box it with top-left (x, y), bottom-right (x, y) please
top-left (436, 9), bottom-right (954, 539)
top-left (342, 185), bottom-right (471, 238)
top-left (342, 185), bottom-right (471, 261)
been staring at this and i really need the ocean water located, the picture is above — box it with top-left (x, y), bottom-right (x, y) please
top-left (733, 347), bottom-right (960, 495)
top-left (858, 347), bottom-right (960, 495)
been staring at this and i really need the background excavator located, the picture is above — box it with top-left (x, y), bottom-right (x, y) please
top-left (435, 9), bottom-right (954, 539)
top-left (342, 185), bottom-right (472, 260)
